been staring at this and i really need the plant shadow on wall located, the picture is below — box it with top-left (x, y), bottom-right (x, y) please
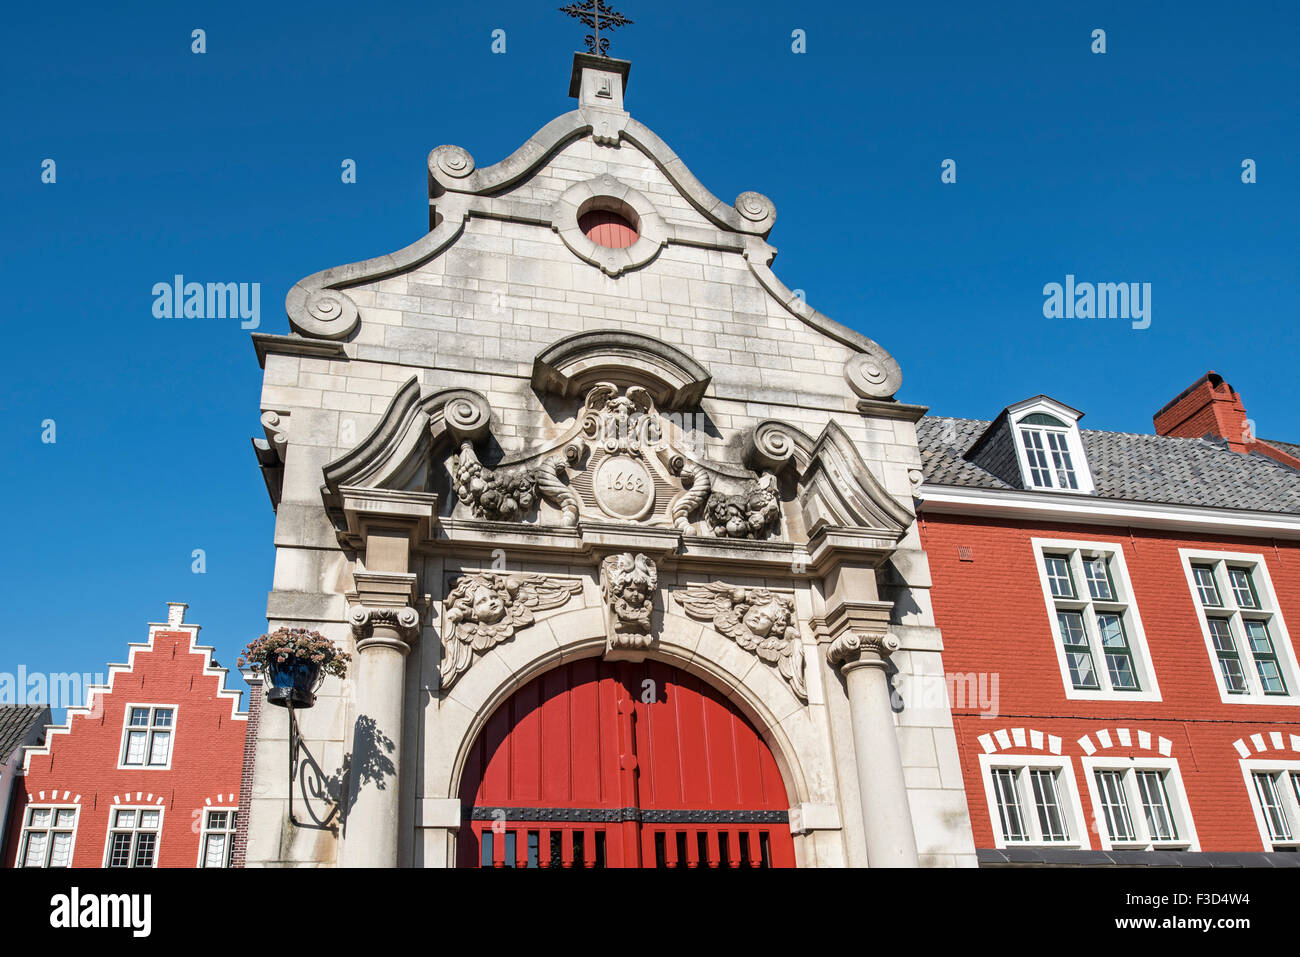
top-left (340, 715), bottom-right (396, 820)
top-left (283, 716), bottom-right (395, 832)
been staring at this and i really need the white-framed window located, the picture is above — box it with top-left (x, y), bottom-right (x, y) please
top-left (119, 704), bottom-right (175, 769)
top-left (198, 809), bottom-right (238, 868)
top-left (1033, 539), bottom-right (1160, 701)
top-left (978, 754), bottom-right (1089, 849)
top-left (104, 807), bottom-right (163, 868)
top-left (16, 806), bottom-right (79, 867)
top-left (1006, 398), bottom-right (1095, 494)
top-left (1179, 551), bottom-right (1299, 705)
top-left (1081, 757), bottom-right (1198, 851)
top-left (1239, 759), bottom-right (1300, 851)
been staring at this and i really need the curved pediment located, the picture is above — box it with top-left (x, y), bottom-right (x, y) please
top-left (746, 419), bottom-right (913, 537)
top-left (532, 329), bottom-right (711, 408)
top-left (321, 377), bottom-right (490, 507)
top-left (278, 56), bottom-right (904, 400)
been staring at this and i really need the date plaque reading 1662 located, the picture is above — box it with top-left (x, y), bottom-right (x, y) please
top-left (593, 454), bottom-right (654, 520)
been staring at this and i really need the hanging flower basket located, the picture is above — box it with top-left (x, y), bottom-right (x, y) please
top-left (238, 627), bottom-right (350, 710)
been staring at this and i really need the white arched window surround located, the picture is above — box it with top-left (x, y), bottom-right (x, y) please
top-left (1008, 397), bottom-right (1095, 494)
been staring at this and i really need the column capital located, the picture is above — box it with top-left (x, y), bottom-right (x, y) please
top-left (826, 629), bottom-right (900, 672)
top-left (349, 604), bottom-right (420, 653)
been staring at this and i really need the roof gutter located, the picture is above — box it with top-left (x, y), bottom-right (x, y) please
top-left (917, 484), bottom-right (1300, 540)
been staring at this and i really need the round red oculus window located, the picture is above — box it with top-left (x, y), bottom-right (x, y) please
top-left (579, 209), bottom-right (639, 249)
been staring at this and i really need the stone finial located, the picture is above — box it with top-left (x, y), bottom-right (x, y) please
top-left (166, 603), bottom-right (187, 627)
top-left (569, 52), bottom-right (631, 111)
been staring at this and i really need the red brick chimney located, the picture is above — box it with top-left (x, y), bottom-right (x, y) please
top-left (1153, 372), bottom-right (1300, 471)
top-left (1153, 372), bottom-right (1252, 451)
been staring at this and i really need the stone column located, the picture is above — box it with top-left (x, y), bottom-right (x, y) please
top-left (341, 571), bottom-right (420, 868)
top-left (828, 629), bottom-right (918, 867)
top-left (821, 562), bottom-right (918, 867)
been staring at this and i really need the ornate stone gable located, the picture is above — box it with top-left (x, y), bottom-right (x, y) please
top-left (246, 52), bottom-right (977, 870)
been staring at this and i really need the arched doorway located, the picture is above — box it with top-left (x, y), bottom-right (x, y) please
top-left (457, 657), bottom-right (796, 868)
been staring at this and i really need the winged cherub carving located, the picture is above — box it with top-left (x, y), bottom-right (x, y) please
top-left (675, 583), bottom-right (807, 700)
top-left (581, 382), bottom-right (661, 455)
top-left (600, 552), bottom-right (657, 645)
top-left (440, 572), bottom-right (582, 689)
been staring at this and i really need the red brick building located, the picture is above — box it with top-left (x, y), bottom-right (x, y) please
top-left (917, 373), bottom-right (1300, 863)
top-left (7, 603), bottom-right (247, 868)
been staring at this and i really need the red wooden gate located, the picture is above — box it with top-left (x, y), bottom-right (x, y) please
top-left (458, 658), bottom-right (796, 868)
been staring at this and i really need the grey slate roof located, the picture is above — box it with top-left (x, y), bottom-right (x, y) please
top-left (0, 705), bottom-right (48, 762)
top-left (1264, 438), bottom-right (1300, 464)
top-left (918, 416), bottom-right (1300, 514)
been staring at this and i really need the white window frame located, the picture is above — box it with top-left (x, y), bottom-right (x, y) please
top-left (1081, 756), bottom-right (1199, 851)
top-left (102, 805), bottom-right (165, 868)
top-left (978, 753), bottom-right (1090, 849)
top-left (1239, 758), bottom-right (1300, 851)
top-left (197, 808), bottom-right (238, 868)
top-left (117, 703), bottom-right (177, 770)
top-left (1008, 398), bottom-right (1095, 494)
top-left (1178, 550), bottom-right (1300, 706)
top-left (14, 805), bottom-right (80, 867)
top-left (1032, 538), bottom-right (1161, 701)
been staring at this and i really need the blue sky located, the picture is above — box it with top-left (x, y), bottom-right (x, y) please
top-left (2, 0), bottom-right (1296, 707)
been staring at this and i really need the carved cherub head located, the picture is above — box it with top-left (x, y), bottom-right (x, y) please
top-left (446, 574), bottom-right (518, 630)
top-left (740, 592), bottom-right (792, 640)
top-left (601, 552), bottom-right (657, 632)
top-left (440, 572), bottom-right (583, 689)
top-left (674, 582), bottom-right (806, 700)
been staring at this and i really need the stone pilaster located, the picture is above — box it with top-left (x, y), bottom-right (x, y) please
top-left (340, 571), bottom-right (419, 868)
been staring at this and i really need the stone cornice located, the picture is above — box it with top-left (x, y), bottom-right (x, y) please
top-left (855, 398), bottom-right (930, 422)
top-left (251, 333), bottom-right (348, 368)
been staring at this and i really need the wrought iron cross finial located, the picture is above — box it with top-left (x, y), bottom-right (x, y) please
top-left (558, 0), bottom-right (633, 57)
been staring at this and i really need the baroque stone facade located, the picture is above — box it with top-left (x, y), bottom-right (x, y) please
top-left (245, 54), bottom-right (976, 867)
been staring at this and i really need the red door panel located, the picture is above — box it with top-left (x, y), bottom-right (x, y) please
top-left (458, 658), bottom-right (795, 868)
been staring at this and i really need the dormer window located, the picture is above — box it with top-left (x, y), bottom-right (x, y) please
top-left (1018, 414), bottom-right (1078, 490)
top-left (1000, 397), bottom-right (1095, 494)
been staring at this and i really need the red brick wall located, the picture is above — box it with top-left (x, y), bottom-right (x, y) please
top-left (6, 630), bottom-right (246, 867)
top-left (921, 511), bottom-right (1300, 851)
top-left (231, 678), bottom-right (262, 868)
